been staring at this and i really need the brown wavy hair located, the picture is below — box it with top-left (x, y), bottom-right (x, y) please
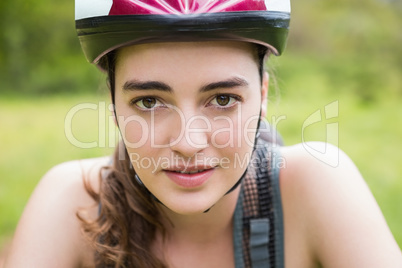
top-left (78, 146), bottom-right (167, 267)
top-left (78, 43), bottom-right (269, 268)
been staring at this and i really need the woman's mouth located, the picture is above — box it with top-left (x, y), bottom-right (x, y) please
top-left (175, 169), bottom-right (204, 174)
top-left (164, 167), bottom-right (215, 188)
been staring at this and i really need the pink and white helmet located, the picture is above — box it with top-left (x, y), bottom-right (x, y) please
top-left (75, 0), bottom-right (291, 67)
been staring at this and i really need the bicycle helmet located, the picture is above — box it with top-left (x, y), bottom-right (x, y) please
top-left (75, 0), bottom-right (291, 69)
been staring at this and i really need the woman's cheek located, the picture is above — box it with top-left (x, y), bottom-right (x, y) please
top-left (243, 115), bottom-right (260, 148)
top-left (210, 118), bottom-right (237, 149)
top-left (212, 110), bottom-right (259, 147)
top-left (118, 113), bottom-right (151, 149)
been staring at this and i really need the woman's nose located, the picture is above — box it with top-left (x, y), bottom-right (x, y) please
top-left (169, 114), bottom-right (210, 158)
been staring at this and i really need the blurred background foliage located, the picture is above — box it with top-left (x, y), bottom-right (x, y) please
top-left (0, 0), bottom-right (99, 95)
top-left (284, 0), bottom-right (402, 103)
top-left (0, 0), bottom-right (401, 258)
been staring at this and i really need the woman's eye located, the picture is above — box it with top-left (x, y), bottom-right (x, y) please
top-left (133, 97), bottom-right (163, 110)
top-left (210, 95), bottom-right (239, 107)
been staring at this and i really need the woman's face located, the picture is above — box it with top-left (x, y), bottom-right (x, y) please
top-left (114, 41), bottom-right (268, 215)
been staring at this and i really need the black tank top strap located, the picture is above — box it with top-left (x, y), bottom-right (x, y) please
top-left (233, 139), bottom-right (284, 268)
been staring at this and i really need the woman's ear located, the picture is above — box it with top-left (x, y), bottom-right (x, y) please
top-left (109, 93), bottom-right (118, 126)
top-left (260, 71), bottom-right (269, 119)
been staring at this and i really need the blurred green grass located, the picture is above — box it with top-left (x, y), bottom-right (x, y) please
top-left (0, 92), bottom-right (116, 248)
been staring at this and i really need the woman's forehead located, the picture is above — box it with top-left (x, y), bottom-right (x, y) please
top-left (118, 41), bottom-right (256, 70)
top-left (114, 41), bottom-right (261, 91)
top-left (117, 41), bottom-right (256, 61)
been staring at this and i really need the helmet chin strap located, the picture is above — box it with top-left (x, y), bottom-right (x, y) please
top-left (115, 104), bottom-right (262, 214)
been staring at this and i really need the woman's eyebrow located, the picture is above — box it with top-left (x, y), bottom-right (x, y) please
top-left (122, 80), bottom-right (172, 92)
top-left (122, 77), bottom-right (248, 93)
top-left (200, 77), bottom-right (249, 93)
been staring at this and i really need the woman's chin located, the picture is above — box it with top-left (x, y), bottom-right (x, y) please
top-left (158, 198), bottom-right (217, 216)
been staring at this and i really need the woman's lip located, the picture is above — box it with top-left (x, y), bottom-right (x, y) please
top-left (164, 168), bottom-right (215, 188)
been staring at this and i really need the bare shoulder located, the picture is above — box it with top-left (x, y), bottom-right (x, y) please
top-left (39, 156), bottom-right (109, 197)
top-left (4, 156), bottom-right (110, 268)
top-left (279, 142), bottom-right (402, 268)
